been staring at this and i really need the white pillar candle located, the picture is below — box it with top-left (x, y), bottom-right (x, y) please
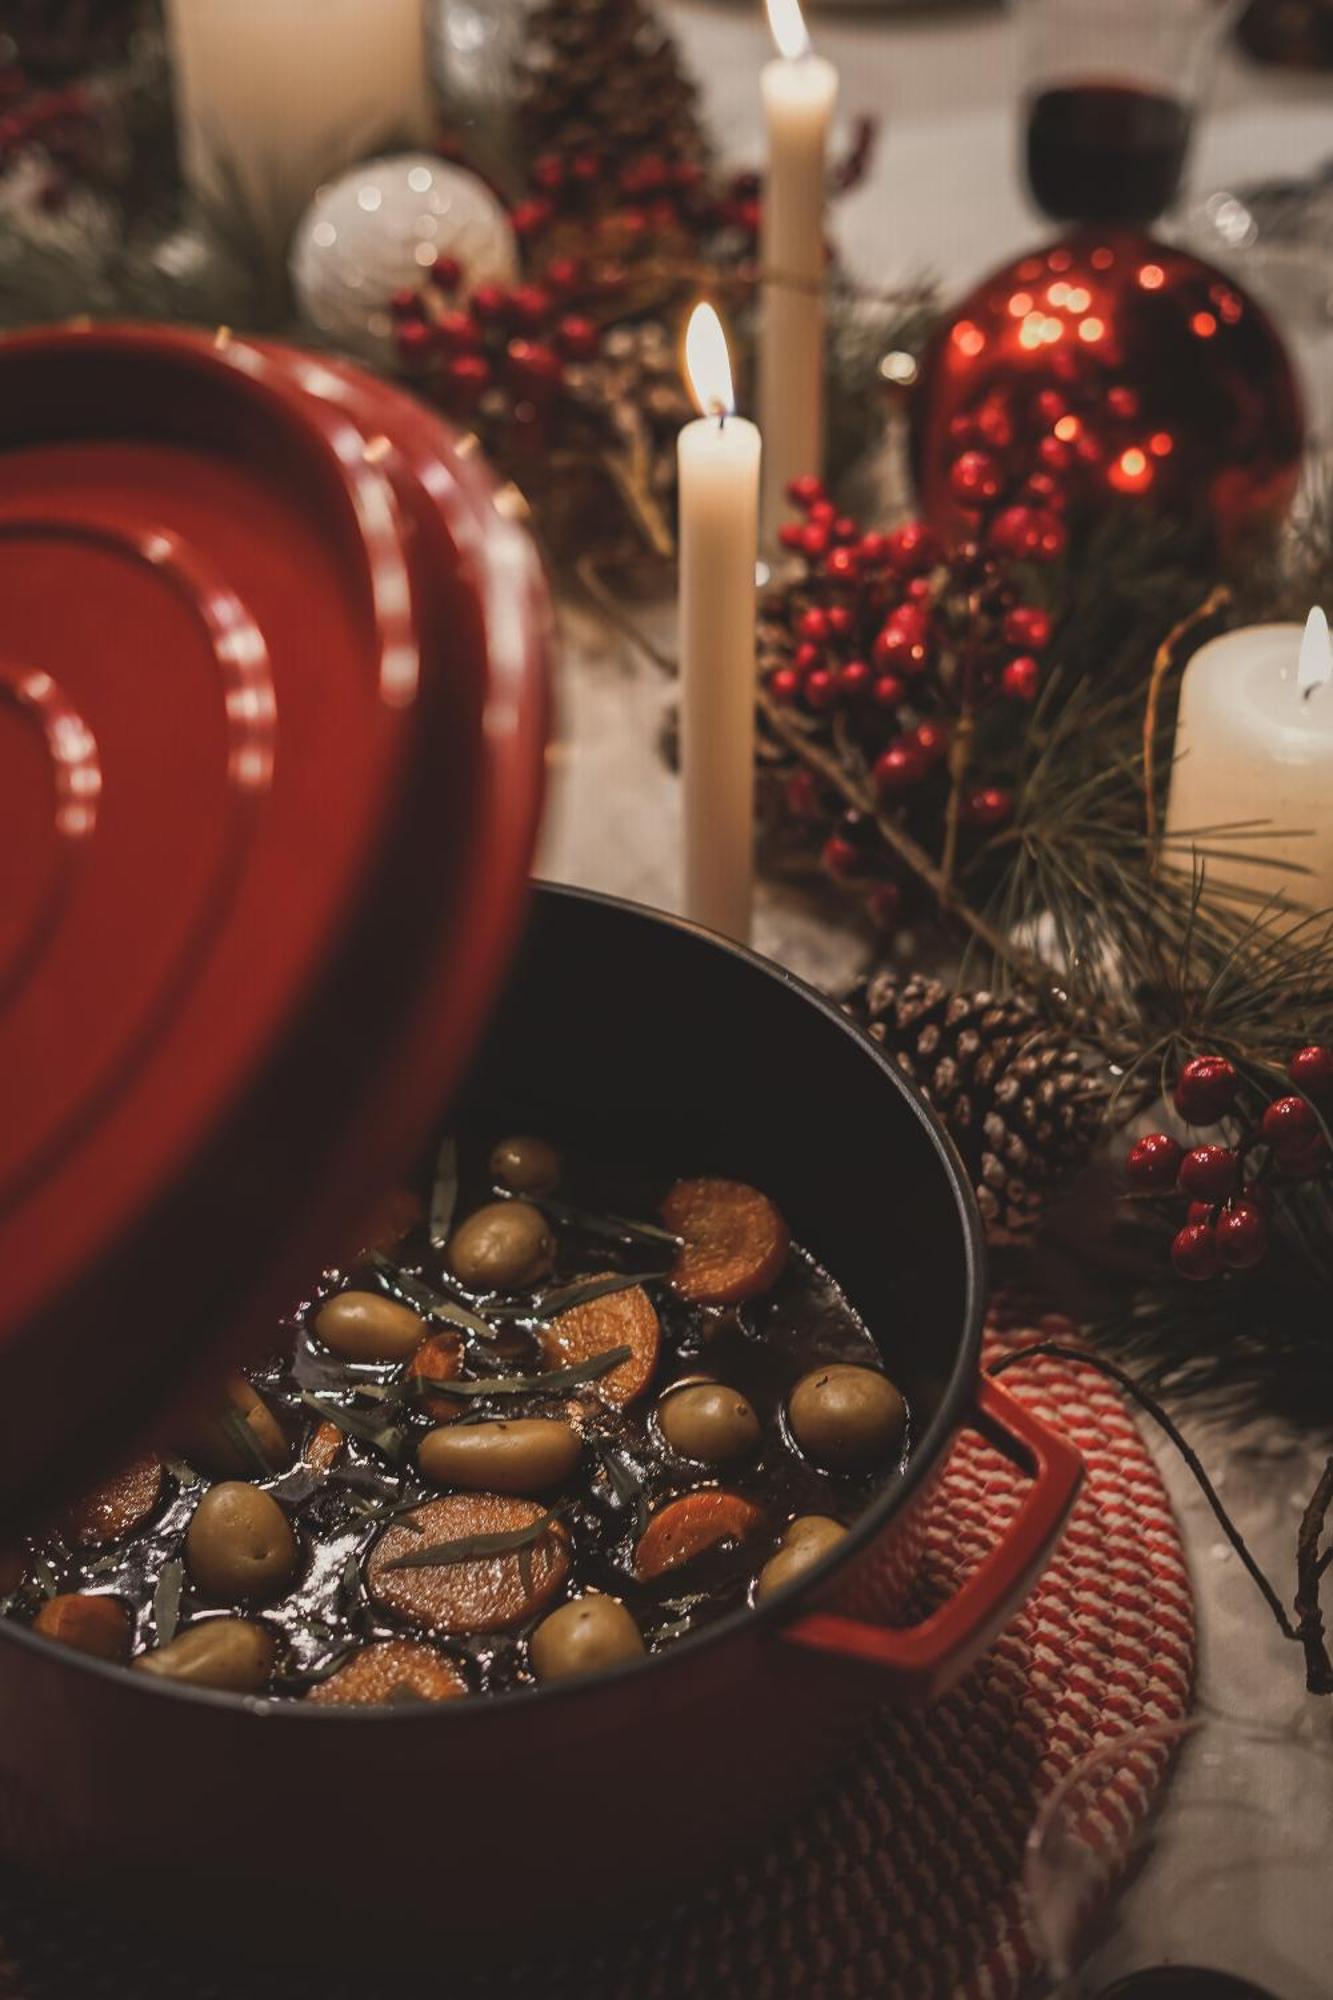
top-left (165, 0), bottom-right (431, 257)
top-left (759, 0), bottom-right (837, 548)
top-left (1165, 608), bottom-right (1333, 910)
top-left (678, 304), bottom-right (763, 943)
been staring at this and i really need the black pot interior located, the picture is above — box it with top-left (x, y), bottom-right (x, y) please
top-left (455, 884), bottom-right (985, 1469)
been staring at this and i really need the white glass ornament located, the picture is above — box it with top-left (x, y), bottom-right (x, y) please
top-left (290, 152), bottom-right (518, 363)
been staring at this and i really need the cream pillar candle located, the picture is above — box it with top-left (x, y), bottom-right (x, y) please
top-left (166, 0), bottom-right (431, 256)
top-left (759, 0), bottom-right (837, 547)
top-left (1165, 608), bottom-right (1333, 910)
top-left (678, 304), bottom-right (763, 943)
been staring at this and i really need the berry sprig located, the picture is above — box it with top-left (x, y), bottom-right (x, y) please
top-left (758, 477), bottom-right (1059, 936)
top-left (1125, 1047), bottom-right (1333, 1281)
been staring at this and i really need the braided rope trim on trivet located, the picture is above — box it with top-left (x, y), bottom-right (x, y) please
top-left (0, 1307), bottom-right (1196, 2000)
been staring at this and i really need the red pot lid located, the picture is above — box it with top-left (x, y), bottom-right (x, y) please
top-left (0, 325), bottom-right (550, 1526)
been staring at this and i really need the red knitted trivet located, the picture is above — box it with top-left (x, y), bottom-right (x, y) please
top-left (0, 1309), bottom-right (1195, 2000)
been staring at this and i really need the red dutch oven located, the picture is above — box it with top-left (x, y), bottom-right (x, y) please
top-left (0, 327), bottom-right (1082, 1949)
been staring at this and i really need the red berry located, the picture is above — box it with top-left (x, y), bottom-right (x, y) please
top-left (874, 743), bottom-right (928, 795)
top-left (804, 668), bottom-right (837, 710)
top-left (949, 449), bottom-right (1004, 507)
top-left (769, 666), bottom-right (801, 704)
top-left (827, 606), bottom-right (853, 637)
top-left (1289, 1046), bottom-right (1333, 1100)
top-left (867, 881), bottom-right (903, 930)
top-left (1003, 605), bottom-right (1052, 652)
top-left (507, 283), bottom-right (554, 330)
top-left (1279, 1134), bottom-right (1330, 1179)
top-left (786, 474), bottom-right (823, 509)
top-left (989, 504), bottom-right (1067, 563)
top-left (556, 313), bottom-right (599, 359)
top-left (857, 531), bottom-right (888, 565)
top-left (442, 352), bottom-right (490, 408)
top-left (1173, 1054), bottom-right (1239, 1126)
top-left (544, 255), bottom-right (583, 296)
top-left (1126, 1132), bottom-right (1183, 1190)
top-left (1002, 654), bottom-right (1041, 702)
top-left (1172, 1221), bottom-right (1222, 1281)
top-left (395, 319), bottom-right (434, 364)
top-left (821, 835), bottom-right (860, 878)
top-left (1106, 384), bottom-right (1141, 420)
top-left (834, 516), bottom-right (858, 543)
top-left (1186, 1201), bottom-right (1216, 1226)
top-left (778, 523), bottom-right (805, 552)
top-left (974, 400), bottom-right (1015, 450)
top-left (809, 500), bottom-right (837, 526)
top-left (571, 152), bottom-right (601, 185)
top-left (389, 286), bottom-right (420, 319)
top-left (798, 608), bottom-right (830, 642)
top-left (511, 198), bottom-right (554, 238)
top-left (434, 308), bottom-right (481, 352)
top-left (824, 547), bottom-right (859, 582)
top-left (1178, 1145), bottom-right (1239, 1201)
top-left (784, 767), bottom-right (820, 816)
top-left (963, 786), bottom-right (1013, 830)
top-left (873, 604), bottom-right (931, 676)
top-left (532, 154), bottom-right (565, 190)
top-left (593, 261), bottom-right (628, 298)
top-left (905, 575), bottom-right (933, 604)
top-left (1038, 436), bottom-right (1074, 473)
top-left (839, 660), bottom-right (871, 698)
top-left (1261, 1095), bottom-right (1319, 1149)
top-left (431, 255), bottom-right (462, 292)
top-left (793, 642), bottom-right (820, 674)
top-left (470, 283), bottom-right (508, 323)
top-left (505, 338), bottom-right (564, 397)
top-left (884, 522), bottom-right (940, 576)
top-left (872, 674), bottom-right (905, 710)
top-left (800, 524), bottom-right (830, 559)
top-left (1215, 1199), bottom-right (1269, 1271)
top-left (911, 719), bottom-right (951, 763)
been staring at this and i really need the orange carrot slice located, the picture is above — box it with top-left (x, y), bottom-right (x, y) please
top-left (540, 1279), bottom-right (660, 1406)
top-left (404, 1329), bottom-right (466, 1422)
top-left (366, 1493), bottom-right (570, 1635)
top-left (634, 1490), bottom-right (764, 1579)
top-left (61, 1456), bottom-right (164, 1547)
top-left (306, 1638), bottom-right (467, 1706)
top-left (33, 1593), bottom-right (131, 1662)
top-left (662, 1179), bottom-right (789, 1305)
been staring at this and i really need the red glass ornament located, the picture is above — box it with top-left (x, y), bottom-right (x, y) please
top-left (1289, 1046), bottom-right (1333, 1100)
top-left (1126, 1132), bottom-right (1183, 1189)
top-left (911, 232), bottom-right (1303, 551)
top-left (874, 742), bottom-right (928, 794)
top-left (1002, 654), bottom-right (1041, 701)
top-left (1172, 1219), bottom-right (1222, 1281)
top-left (1178, 1144), bottom-right (1238, 1200)
top-left (1173, 1054), bottom-right (1238, 1125)
top-left (1261, 1094), bottom-right (1319, 1148)
top-left (1215, 1198), bottom-right (1269, 1270)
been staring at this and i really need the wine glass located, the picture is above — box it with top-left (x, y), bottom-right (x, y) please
top-left (1025, 1708), bottom-right (1333, 1998)
top-left (1014, 0), bottom-right (1239, 228)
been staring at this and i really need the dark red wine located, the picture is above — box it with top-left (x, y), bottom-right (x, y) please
top-left (1098, 1970), bottom-right (1278, 1999)
top-left (1025, 82), bottom-right (1192, 224)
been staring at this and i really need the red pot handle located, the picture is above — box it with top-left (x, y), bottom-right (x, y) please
top-left (781, 1373), bottom-right (1083, 1702)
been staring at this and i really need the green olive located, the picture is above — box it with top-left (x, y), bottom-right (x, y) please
top-left (313, 1290), bottom-right (425, 1363)
top-left (657, 1382), bottom-right (761, 1465)
top-left (445, 1201), bottom-right (555, 1292)
top-left (185, 1483), bottom-right (298, 1602)
top-left (176, 1376), bottom-right (292, 1478)
top-left (787, 1364), bottom-right (906, 1470)
top-left (418, 1418), bottom-right (581, 1496)
top-left (490, 1135), bottom-right (562, 1196)
top-left (755, 1515), bottom-right (848, 1603)
top-left (135, 1618), bottom-right (275, 1693)
top-left (529, 1594), bottom-right (645, 1682)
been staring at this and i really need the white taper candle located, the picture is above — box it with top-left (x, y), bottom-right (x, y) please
top-left (678, 304), bottom-right (763, 943)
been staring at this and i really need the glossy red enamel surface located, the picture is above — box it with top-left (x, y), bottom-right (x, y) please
top-left (0, 325), bottom-right (550, 1522)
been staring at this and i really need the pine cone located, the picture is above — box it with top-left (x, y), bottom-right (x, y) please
top-left (844, 971), bottom-right (1108, 1244)
top-left (514, 0), bottom-right (706, 183)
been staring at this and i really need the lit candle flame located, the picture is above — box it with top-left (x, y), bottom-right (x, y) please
top-left (766, 0), bottom-right (810, 62)
top-left (684, 302), bottom-right (735, 419)
top-left (1298, 606), bottom-right (1332, 699)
